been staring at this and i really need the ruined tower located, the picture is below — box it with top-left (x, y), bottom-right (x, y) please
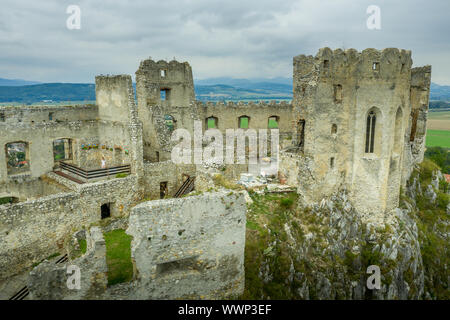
top-left (290, 47), bottom-right (431, 218)
top-left (135, 59), bottom-right (195, 162)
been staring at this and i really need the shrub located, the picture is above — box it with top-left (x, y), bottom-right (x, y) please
top-left (279, 197), bottom-right (294, 208)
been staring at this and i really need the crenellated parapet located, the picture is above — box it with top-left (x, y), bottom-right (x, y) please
top-left (0, 104), bottom-right (98, 125)
top-left (191, 100), bottom-right (292, 109)
top-left (135, 58), bottom-right (195, 109)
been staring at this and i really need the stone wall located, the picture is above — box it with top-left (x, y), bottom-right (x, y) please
top-left (0, 104), bottom-right (98, 125)
top-left (0, 175), bottom-right (140, 281)
top-left (0, 177), bottom-right (68, 202)
top-left (402, 66), bottom-right (432, 185)
top-left (0, 120), bottom-right (100, 182)
top-left (27, 227), bottom-right (108, 300)
top-left (142, 161), bottom-right (196, 199)
top-left (126, 190), bottom-right (246, 299)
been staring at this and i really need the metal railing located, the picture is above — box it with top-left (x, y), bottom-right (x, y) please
top-left (174, 176), bottom-right (195, 198)
top-left (60, 161), bottom-right (131, 180)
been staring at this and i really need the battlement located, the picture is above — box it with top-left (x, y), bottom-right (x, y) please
top-left (191, 100), bottom-right (292, 108)
top-left (0, 104), bottom-right (98, 124)
top-left (135, 58), bottom-right (195, 108)
top-left (95, 74), bottom-right (133, 86)
top-left (294, 47), bottom-right (413, 83)
top-left (411, 65), bottom-right (432, 88)
top-left (136, 59), bottom-right (192, 79)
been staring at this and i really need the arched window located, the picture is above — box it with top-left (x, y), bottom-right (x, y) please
top-left (393, 107), bottom-right (403, 155)
top-left (164, 115), bottom-right (175, 131)
top-left (5, 141), bottom-right (30, 175)
top-left (206, 116), bottom-right (218, 129)
top-left (365, 111), bottom-right (377, 153)
top-left (238, 116), bottom-right (250, 129)
top-left (268, 116), bottom-right (279, 129)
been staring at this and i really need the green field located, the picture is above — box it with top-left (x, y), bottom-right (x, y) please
top-left (426, 129), bottom-right (450, 148)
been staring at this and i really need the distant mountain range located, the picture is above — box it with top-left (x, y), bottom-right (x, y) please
top-left (0, 78), bottom-right (41, 86)
top-left (0, 77), bottom-right (449, 104)
top-left (430, 82), bottom-right (450, 101)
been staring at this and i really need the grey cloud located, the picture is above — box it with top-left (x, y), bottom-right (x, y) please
top-left (0, 0), bottom-right (448, 84)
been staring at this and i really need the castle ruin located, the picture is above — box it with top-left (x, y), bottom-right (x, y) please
top-left (0, 47), bottom-right (431, 299)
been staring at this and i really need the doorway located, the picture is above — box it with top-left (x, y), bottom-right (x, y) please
top-left (160, 182), bottom-right (168, 199)
top-left (101, 203), bottom-right (111, 219)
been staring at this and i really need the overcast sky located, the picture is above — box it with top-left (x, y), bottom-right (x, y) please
top-left (0, 0), bottom-right (449, 84)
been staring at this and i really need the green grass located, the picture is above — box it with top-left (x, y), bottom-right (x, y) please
top-left (115, 173), bottom-right (129, 178)
top-left (32, 252), bottom-right (61, 268)
top-left (78, 239), bottom-right (87, 254)
top-left (426, 130), bottom-right (450, 148)
top-left (0, 197), bottom-right (13, 205)
top-left (104, 229), bottom-right (133, 286)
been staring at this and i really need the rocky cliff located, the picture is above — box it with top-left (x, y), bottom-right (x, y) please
top-left (242, 159), bottom-right (449, 299)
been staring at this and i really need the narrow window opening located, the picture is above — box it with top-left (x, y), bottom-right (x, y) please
top-left (365, 111), bottom-right (376, 153)
top-left (334, 84), bottom-right (343, 103)
top-left (323, 60), bottom-right (329, 68)
top-left (330, 157), bottom-right (335, 168)
top-left (49, 112), bottom-right (54, 121)
top-left (0, 112), bottom-right (5, 122)
top-left (372, 62), bottom-right (380, 71)
top-left (298, 119), bottom-right (305, 151)
top-left (393, 107), bottom-right (403, 154)
top-left (101, 203), bottom-right (111, 219)
top-left (331, 124), bottom-right (337, 134)
top-left (156, 151), bottom-right (160, 162)
top-left (160, 69), bottom-right (166, 78)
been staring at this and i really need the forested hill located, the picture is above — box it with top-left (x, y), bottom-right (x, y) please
top-left (0, 78), bottom-right (449, 104)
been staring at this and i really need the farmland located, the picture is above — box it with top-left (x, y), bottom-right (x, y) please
top-left (426, 110), bottom-right (450, 148)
